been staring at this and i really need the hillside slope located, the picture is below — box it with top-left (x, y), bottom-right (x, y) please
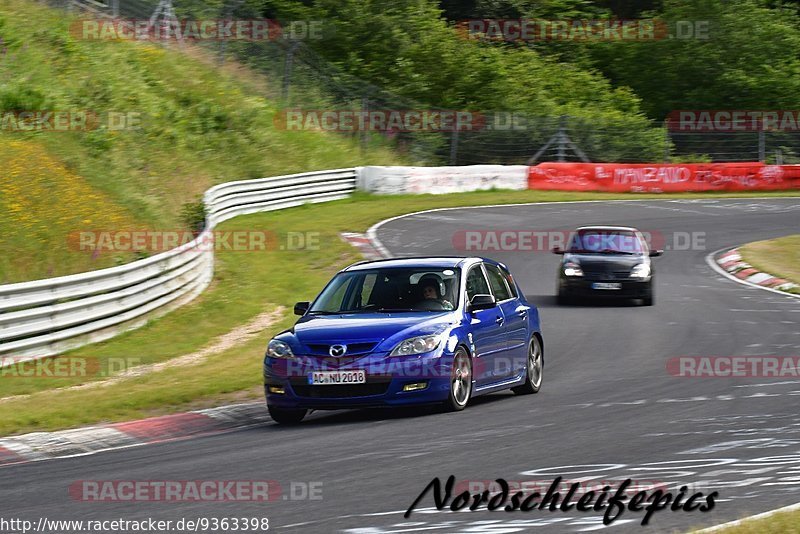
top-left (0, 0), bottom-right (401, 283)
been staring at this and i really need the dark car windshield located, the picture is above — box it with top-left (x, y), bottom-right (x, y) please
top-left (567, 229), bottom-right (644, 254)
top-left (309, 267), bottom-right (461, 313)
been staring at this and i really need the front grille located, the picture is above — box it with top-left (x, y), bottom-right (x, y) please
top-left (305, 342), bottom-right (378, 356)
top-left (584, 270), bottom-right (631, 280)
top-left (292, 383), bottom-right (390, 398)
top-left (301, 356), bottom-right (364, 368)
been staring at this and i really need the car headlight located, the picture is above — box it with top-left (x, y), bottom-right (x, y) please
top-left (630, 263), bottom-right (651, 279)
top-left (267, 339), bottom-right (295, 359)
top-left (563, 261), bottom-right (584, 277)
top-left (390, 334), bottom-right (442, 356)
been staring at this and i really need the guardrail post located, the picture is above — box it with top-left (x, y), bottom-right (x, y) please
top-left (281, 41), bottom-right (299, 101)
top-left (663, 120), bottom-right (671, 163)
top-left (449, 129), bottom-right (459, 165)
top-left (361, 96), bottom-right (370, 155)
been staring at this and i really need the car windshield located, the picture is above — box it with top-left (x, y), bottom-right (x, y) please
top-left (567, 230), bottom-right (644, 255)
top-left (309, 267), bottom-right (461, 313)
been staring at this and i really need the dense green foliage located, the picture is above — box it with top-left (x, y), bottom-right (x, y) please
top-left (253, 0), bottom-right (800, 122)
top-left (588, 0), bottom-right (800, 119)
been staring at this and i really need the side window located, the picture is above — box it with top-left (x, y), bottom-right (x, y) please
top-left (499, 266), bottom-right (518, 298)
top-left (466, 265), bottom-right (491, 301)
top-left (485, 264), bottom-right (512, 301)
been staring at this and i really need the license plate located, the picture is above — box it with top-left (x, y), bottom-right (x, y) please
top-left (591, 282), bottom-right (622, 290)
top-left (309, 370), bottom-right (366, 385)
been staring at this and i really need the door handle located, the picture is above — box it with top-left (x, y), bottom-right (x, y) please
top-left (495, 316), bottom-right (504, 325)
top-left (518, 310), bottom-right (527, 318)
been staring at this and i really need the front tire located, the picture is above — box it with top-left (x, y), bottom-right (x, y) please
top-left (268, 405), bottom-right (307, 425)
top-left (557, 287), bottom-right (572, 305)
top-left (444, 347), bottom-right (472, 411)
top-left (642, 283), bottom-right (654, 306)
top-left (513, 335), bottom-right (543, 395)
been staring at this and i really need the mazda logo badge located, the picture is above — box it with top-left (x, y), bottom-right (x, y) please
top-left (329, 344), bottom-right (347, 357)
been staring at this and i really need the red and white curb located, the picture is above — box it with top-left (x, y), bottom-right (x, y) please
top-left (340, 232), bottom-right (386, 260)
top-left (0, 402), bottom-right (267, 467)
top-left (714, 248), bottom-right (799, 295)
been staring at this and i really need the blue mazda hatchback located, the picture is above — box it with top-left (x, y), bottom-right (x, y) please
top-left (264, 257), bottom-right (543, 424)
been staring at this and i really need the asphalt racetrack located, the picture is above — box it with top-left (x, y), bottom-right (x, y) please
top-left (2, 198), bottom-right (800, 533)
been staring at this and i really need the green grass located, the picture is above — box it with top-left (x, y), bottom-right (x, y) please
top-left (692, 507), bottom-right (800, 533)
top-left (1, 189), bottom-right (799, 436)
top-left (0, 0), bottom-right (402, 283)
top-left (739, 234), bottom-right (800, 294)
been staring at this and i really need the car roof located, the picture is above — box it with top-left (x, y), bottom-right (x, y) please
top-left (575, 225), bottom-right (640, 232)
top-left (343, 256), bottom-right (494, 272)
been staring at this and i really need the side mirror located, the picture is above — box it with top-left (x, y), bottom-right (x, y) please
top-left (649, 250), bottom-right (664, 257)
top-left (468, 294), bottom-right (497, 312)
top-left (294, 301), bottom-right (310, 316)
top-left (552, 246), bottom-right (564, 255)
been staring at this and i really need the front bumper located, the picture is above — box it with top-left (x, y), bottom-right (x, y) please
top-left (264, 351), bottom-right (454, 409)
top-left (560, 277), bottom-right (652, 298)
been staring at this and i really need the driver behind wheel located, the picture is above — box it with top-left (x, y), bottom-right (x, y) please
top-left (418, 275), bottom-right (454, 310)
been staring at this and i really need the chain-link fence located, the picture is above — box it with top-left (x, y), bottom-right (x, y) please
top-left (46, 0), bottom-right (800, 166)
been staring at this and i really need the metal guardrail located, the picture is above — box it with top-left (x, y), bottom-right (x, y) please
top-left (65, 0), bottom-right (116, 18)
top-left (0, 168), bottom-right (357, 361)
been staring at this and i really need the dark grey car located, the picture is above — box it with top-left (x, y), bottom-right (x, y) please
top-left (554, 226), bottom-right (663, 306)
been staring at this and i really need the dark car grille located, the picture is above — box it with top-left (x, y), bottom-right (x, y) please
top-left (305, 342), bottom-right (378, 356)
top-left (301, 356), bottom-right (366, 368)
top-left (583, 270), bottom-right (632, 281)
top-left (292, 383), bottom-right (390, 398)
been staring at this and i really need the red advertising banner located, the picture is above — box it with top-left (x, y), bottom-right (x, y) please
top-left (528, 162), bottom-right (800, 192)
